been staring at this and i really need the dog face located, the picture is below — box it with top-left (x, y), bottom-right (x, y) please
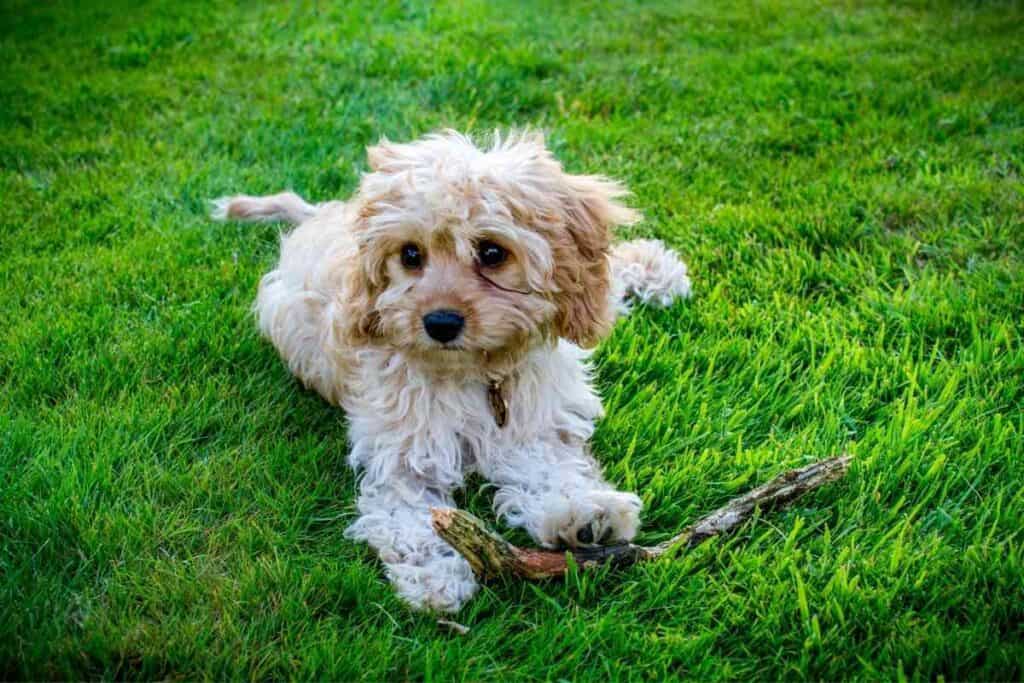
top-left (341, 131), bottom-right (639, 367)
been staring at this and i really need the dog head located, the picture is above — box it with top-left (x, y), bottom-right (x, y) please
top-left (340, 130), bottom-right (638, 369)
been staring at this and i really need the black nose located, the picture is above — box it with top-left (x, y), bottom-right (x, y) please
top-left (422, 310), bottom-right (465, 343)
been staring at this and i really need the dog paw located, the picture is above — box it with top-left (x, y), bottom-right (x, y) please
top-left (538, 489), bottom-right (642, 549)
top-left (387, 555), bottom-right (479, 613)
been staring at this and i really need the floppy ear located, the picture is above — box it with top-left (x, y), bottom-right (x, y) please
top-left (551, 174), bottom-right (640, 347)
top-left (332, 219), bottom-right (386, 347)
top-left (337, 261), bottom-right (382, 346)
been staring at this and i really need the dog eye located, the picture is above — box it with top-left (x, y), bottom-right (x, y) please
top-left (400, 243), bottom-right (423, 269)
top-left (477, 241), bottom-right (507, 268)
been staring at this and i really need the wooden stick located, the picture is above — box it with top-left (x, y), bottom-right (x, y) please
top-left (431, 454), bottom-right (851, 580)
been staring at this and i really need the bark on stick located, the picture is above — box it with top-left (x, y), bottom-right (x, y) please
top-left (431, 455), bottom-right (851, 580)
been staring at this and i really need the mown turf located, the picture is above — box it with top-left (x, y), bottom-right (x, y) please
top-left (1, 0), bottom-right (1022, 679)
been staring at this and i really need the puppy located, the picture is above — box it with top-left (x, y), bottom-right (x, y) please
top-left (213, 131), bottom-right (691, 611)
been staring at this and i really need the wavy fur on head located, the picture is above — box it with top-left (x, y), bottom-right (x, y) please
top-left (212, 130), bottom-right (691, 612)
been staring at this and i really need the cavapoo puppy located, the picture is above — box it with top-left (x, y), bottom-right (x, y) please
top-left (213, 131), bottom-right (691, 612)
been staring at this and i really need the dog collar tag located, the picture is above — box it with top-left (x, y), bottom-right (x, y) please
top-left (488, 380), bottom-right (508, 428)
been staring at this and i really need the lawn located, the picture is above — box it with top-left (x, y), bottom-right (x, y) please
top-left (2, 0), bottom-right (1022, 679)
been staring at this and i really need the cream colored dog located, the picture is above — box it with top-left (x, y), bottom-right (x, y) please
top-left (213, 131), bottom-right (691, 611)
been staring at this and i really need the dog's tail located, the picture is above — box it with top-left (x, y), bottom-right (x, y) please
top-left (610, 239), bottom-right (692, 315)
top-left (210, 191), bottom-right (318, 225)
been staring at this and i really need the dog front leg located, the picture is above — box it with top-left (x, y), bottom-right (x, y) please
top-left (344, 476), bottom-right (478, 613)
top-left (480, 440), bottom-right (642, 549)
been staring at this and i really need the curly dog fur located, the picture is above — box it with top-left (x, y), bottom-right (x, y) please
top-left (213, 130), bottom-right (691, 611)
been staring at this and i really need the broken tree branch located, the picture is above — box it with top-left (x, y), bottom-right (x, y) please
top-left (431, 454), bottom-right (851, 580)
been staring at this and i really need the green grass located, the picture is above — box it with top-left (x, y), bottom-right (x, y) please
top-left (2, 0), bottom-right (1022, 679)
